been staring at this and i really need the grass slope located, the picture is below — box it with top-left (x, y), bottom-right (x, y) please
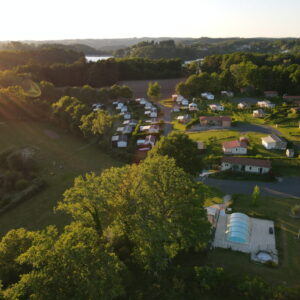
top-left (0, 121), bottom-right (122, 236)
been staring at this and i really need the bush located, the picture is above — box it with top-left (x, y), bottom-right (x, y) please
top-left (291, 205), bottom-right (300, 217)
top-left (14, 179), bottom-right (30, 191)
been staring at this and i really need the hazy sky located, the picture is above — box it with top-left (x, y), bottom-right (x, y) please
top-left (1, 0), bottom-right (299, 40)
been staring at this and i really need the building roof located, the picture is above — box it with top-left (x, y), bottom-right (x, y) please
top-left (223, 140), bottom-right (247, 149)
top-left (283, 95), bottom-right (300, 100)
top-left (199, 116), bottom-right (231, 122)
top-left (221, 156), bottom-right (271, 168)
top-left (262, 134), bottom-right (286, 144)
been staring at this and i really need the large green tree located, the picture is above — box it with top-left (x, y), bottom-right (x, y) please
top-left (147, 82), bottom-right (161, 100)
top-left (57, 155), bottom-right (210, 272)
top-left (4, 223), bottom-right (124, 300)
top-left (149, 132), bottom-right (204, 176)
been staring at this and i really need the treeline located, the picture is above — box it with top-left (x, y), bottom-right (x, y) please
top-left (0, 47), bottom-right (83, 70)
top-left (113, 38), bottom-right (300, 60)
top-left (178, 52), bottom-right (300, 97)
top-left (114, 40), bottom-right (198, 60)
top-left (16, 57), bottom-right (183, 87)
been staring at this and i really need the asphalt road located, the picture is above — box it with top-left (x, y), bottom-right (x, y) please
top-left (157, 103), bottom-right (173, 136)
top-left (234, 122), bottom-right (282, 135)
top-left (202, 176), bottom-right (300, 199)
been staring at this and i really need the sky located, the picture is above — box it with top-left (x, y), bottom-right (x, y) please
top-left (1, 0), bottom-right (299, 41)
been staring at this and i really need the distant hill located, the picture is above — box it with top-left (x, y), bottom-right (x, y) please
top-left (0, 37), bottom-right (300, 58)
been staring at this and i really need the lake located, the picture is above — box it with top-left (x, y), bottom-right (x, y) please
top-left (85, 55), bottom-right (113, 62)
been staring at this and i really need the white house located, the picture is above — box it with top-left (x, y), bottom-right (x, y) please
top-left (209, 104), bottom-right (224, 111)
top-left (257, 100), bottom-right (275, 109)
top-left (189, 102), bottom-right (198, 111)
top-left (253, 109), bottom-right (265, 118)
top-left (221, 157), bottom-right (271, 174)
top-left (201, 92), bottom-right (215, 100)
top-left (238, 102), bottom-right (249, 109)
top-left (261, 135), bottom-right (287, 150)
top-left (222, 140), bottom-right (247, 155)
top-left (140, 98), bottom-right (147, 105)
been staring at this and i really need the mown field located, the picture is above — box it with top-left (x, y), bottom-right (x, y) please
top-left (0, 120), bottom-right (122, 236)
top-left (206, 194), bottom-right (300, 287)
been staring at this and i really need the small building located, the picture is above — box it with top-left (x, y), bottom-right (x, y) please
top-left (123, 119), bottom-right (138, 126)
top-left (116, 102), bottom-right (124, 110)
top-left (257, 100), bottom-right (275, 109)
top-left (201, 92), bottom-right (214, 100)
top-left (123, 113), bottom-right (131, 120)
top-left (221, 157), bottom-right (271, 174)
top-left (181, 99), bottom-right (189, 106)
top-left (222, 140), bottom-right (247, 155)
top-left (150, 111), bottom-right (157, 118)
top-left (199, 116), bottom-right (231, 127)
top-left (189, 102), bottom-right (198, 111)
top-left (177, 114), bottom-right (191, 124)
top-left (253, 109), bottom-right (265, 118)
top-left (173, 105), bottom-right (180, 112)
top-left (209, 104), bottom-right (224, 111)
top-left (261, 135), bottom-right (287, 150)
top-left (176, 95), bottom-right (188, 105)
top-left (172, 94), bottom-right (178, 101)
top-left (221, 91), bottom-right (234, 97)
top-left (120, 106), bottom-right (128, 113)
top-left (286, 148), bottom-right (295, 158)
top-left (144, 135), bottom-right (156, 148)
top-left (148, 125), bottom-right (160, 133)
top-left (112, 135), bottom-right (128, 148)
top-left (122, 125), bottom-right (133, 134)
top-left (264, 91), bottom-right (278, 98)
top-left (92, 103), bottom-right (104, 111)
top-left (283, 95), bottom-right (300, 102)
top-left (238, 102), bottom-right (249, 110)
top-left (139, 98), bottom-right (147, 105)
top-left (197, 141), bottom-right (205, 152)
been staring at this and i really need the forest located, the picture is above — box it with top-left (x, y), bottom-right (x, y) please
top-left (177, 52), bottom-right (300, 96)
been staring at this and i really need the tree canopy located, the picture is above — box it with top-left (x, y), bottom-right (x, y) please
top-left (149, 132), bottom-right (204, 176)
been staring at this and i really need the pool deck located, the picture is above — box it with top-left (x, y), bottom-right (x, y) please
top-left (213, 214), bottom-right (278, 262)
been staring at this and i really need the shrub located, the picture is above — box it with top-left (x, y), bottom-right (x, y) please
top-left (291, 205), bottom-right (300, 217)
top-left (14, 179), bottom-right (30, 191)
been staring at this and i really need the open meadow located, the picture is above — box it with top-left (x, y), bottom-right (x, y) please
top-left (0, 120), bottom-right (122, 236)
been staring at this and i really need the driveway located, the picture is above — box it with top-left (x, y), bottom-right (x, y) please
top-left (201, 177), bottom-right (300, 199)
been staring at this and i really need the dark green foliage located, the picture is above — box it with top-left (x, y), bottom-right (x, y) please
top-left (149, 132), bottom-right (204, 176)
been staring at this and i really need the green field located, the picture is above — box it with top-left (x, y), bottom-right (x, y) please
top-left (0, 121), bottom-right (122, 236)
top-left (207, 194), bottom-right (300, 287)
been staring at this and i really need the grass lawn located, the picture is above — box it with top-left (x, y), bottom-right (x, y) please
top-left (158, 98), bottom-right (174, 108)
top-left (0, 120), bottom-right (122, 236)
top-left (207, 194), bottom-right (300, 287)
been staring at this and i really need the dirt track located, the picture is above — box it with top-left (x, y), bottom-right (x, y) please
top-left (117, 78), bottom-right (186, 99)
